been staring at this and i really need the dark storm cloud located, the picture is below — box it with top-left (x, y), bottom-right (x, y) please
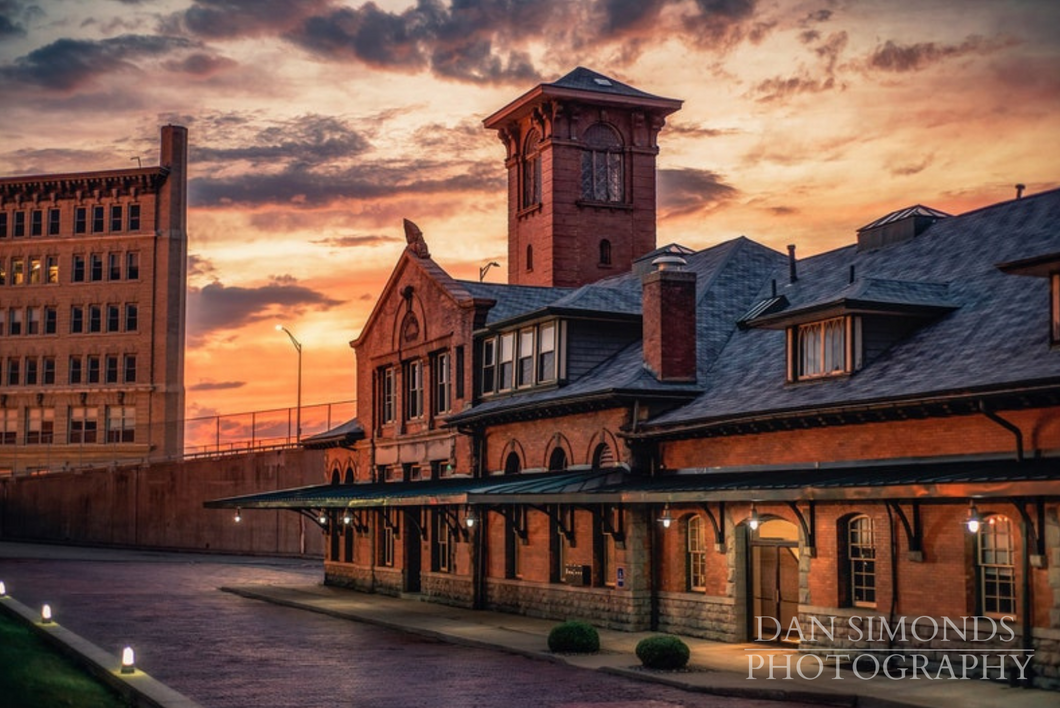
top-left (2, 34), bottom-right (196, 91)
top-left (193, 115), bottom-right (371, 168)
top-left (751, 31), bottom-right (846, 102)
top-left (162, 52), bottom-right (237, 77)
top-left (658, 167), bottom-right (737, 218)
top-left (188, 276), bottom-right (345, 336)
top-left (189, 379), bottom-right (246, 391)
top-left (190, 160), bottom-right (503, 207)
top-left (867, 35), bottom-right (1016, 73)
top-left (174, 0), bottom-right (328, 38)
top-left (0, 0), bottom-right (39, 38)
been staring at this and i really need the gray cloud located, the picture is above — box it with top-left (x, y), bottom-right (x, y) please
top-left (193, 114), bottom-right (371, 168)
top-left (187, 276), bottom-right (345, 338)
top-left (658, 167), bottom-right (738, 218)
top-left (311, 234), bottom-right (396, 248)
top-left (867, 35), bottom-right (1015, 73)
top-left (189, 379), bottom-right (247, 391)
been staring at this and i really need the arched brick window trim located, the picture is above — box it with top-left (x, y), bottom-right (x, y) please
top-left (522, 129), bottom-right (542, 209)
top-left (547, 447), bottom-right (567, 471)
top-left (504, 450), bottom-right (522, 475)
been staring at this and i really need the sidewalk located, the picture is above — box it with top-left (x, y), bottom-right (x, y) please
top-left (223, 583), bottom-right (1052, 708)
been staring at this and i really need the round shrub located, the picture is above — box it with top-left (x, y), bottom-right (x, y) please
top-left (635, 635), bottom-right (690, 670)
top-left (547, 620), bottom-right (600, 653)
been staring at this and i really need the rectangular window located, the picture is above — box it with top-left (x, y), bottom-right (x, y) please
top-left (128, 204), bottom-right (141, 231)
top-left (110, 205), bottom-right (122, 232)
top-left (0, 309), bottom-right (5, 335)
top-left (432, 351), bottom-right (450, 415)
top-left (88, 305), bottom-right (102, 333)
top-left (69, 357), bottom-right (82, 384)
top-left (105, 355), bottom-right (119, 384)
top-left (979, 517), bottom-right (1016, 616)
top-left (126, 252), bottom-right (140, 279)
top-left (90, 253), bottom-right (103, 281)
top-left (687, 516), bottom-right (707, 590)
top-left (108, 253), bottom-right (121, 280)
top-left (69, 406), bottom-right (98, 444)
top-left (378, 512), bottom-right (395, 567)
top-left (455, 345), bottom-right (465, 399)
top-left (796, 317), bottom-right (848, 380)
top-left (0, 213), bottom-right (6, 238)
top-left (123, 355), bottom-right (136, 383)
top-left (46, 255), bottom-right (58, 283)
top-left (106, 405), bottom-right (135, 443)
top-left (517, 328), bottom-right (534, 387)
top-left (26, 307), bottom-right (40, 335)
top-left (25, 407), bottom-right (54, 444)
top-left (75, 207), bottom-right (87, 234)
top-left (71, 306), bottom-right (84, 334)
top-left (14, 211), bottom-right (25, 237)
top-left (0, 409), bottom-right (16, 444)
top-left (92, 206), bottom-right (104, 233)
top-left (1051, 273), bottom-right (1059, 345)
top-left (378, 366), bottom-right (395, 424)
top-left (432, 511), bottom-right (453, 573)
top-left (405, 359), bottom-right (423, 420)
top-left (498, 332), bottom-right (514, 391)
top-left (42, 357), bottom-right (55, 385)
top-left (30, 210), bottom-right (42, 237)
top-left (48, 208), bottom-right (60, 236)
top-left (44, 306), bottom-right (57, 334)
top-left (12, 258), bottom-right (24, 285)
top-left (125, 304), bottom-right (138, 332)
top-left (481, 337), bottom-right (496, 394)
top-left (9, 309), bottom-right (22, 335)
top-left (6, 358), bottom-right (19, 385)
top-left (538, 322), bottom-right (557, 382)
top-left (0, 259), bottom-right (5, 285)
top-left (87, 355), bottom-right (100, 383)
top-left (107, 304), bottom-right (120, 332)
top-left (72, 255), bottom-right (85, 282)
top-left (29, 256), bottom-right (41, 284)
top-left (25, 358), bottom-right (38, 385)
top-left (848, 516), bottom-right (877, 607)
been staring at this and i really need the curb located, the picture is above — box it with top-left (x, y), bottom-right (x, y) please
top-left (0, 594), bottom-right (204, 708)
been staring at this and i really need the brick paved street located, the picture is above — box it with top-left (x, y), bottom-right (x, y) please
top-left (0, 543), bottom-right (822, 708)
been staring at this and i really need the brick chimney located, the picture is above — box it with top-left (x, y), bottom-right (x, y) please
top-left (641, 256), bottom-right (697, 382)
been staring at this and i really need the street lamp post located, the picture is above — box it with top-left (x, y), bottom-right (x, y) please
top-left (275, 325), bottom-right (302, 443)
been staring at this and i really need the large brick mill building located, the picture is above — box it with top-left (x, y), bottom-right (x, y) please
top-left (0, 126), bottom-right (188, 474)
top-left (209, 69), bottom-right (1060, 686)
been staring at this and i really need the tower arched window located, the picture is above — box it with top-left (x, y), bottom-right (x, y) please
top-left (521, 129), bottom-right (542, 209)
top-left (526, 244), bottom-right (534, 271)
top-left (581, 123), bottom-right (624, 203)
top-left (599, 239), bottom-right (612, 266)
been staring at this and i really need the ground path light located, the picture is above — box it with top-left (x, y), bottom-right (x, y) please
top-left (41, 604), bottom-right (53, 623)
top-left (121, 647), bottom-right (136, 674)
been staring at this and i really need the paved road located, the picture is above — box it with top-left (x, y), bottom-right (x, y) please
top-left (0, 543), bottom-right (819, 708)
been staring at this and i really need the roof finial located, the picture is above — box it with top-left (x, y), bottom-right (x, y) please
top-left (403, 219), bottom-right (430, 259)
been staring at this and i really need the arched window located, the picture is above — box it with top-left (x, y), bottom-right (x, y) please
top-left (581, 123), bottom-right (624, 202)
top-left (846, 515), bottom-right (876, 607)
top-left (591, 442), bottom-right (614, 469)
top-left (344, 466), bottom-right (354, 484)
top-left (504, 451), bottom-right (522, 475)
top-left (687, 515), bottom-right (707, 591)
top-left (521, 129), bottom-right (542, 209)
top-left (330, 468), bottom-right (341, 485)
top-left (547, 447), bottom-right (567, 471)
top-left (526, 244), bottom-right (534, 271)
top-left (599, 239), bottom-right (612, 266)
top-left (978, 515), bottom-right (1016, 616)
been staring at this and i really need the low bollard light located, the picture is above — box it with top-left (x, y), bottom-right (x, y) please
top-left (121, 647), bottom-right (136, 674)
top-left (0, 580), bottom-right (6, 597)
top-left (41, 604), bottom-right (53, 624)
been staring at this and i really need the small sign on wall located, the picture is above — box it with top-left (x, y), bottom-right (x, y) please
top-left (616, 567), bottom-right (625, 588)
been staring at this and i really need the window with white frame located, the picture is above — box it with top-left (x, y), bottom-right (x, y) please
top-left (687, 515), bottom-right (707, 591)
top-left (517, 328), bottom-right (534, 387)
top-left (537, 322), bottom-right (556, 382)
top-left (106, 405), bottom-right (135, 443)
top-left (379, 366), bottom-right (396, 424)
top-left (481, 338), bottom-right (497, 394)
top-left (791, 316), bottom-right (861, 381)
top-left (978, 515), bottom-right (1016, 616)
top-left (432, 351), bottom-right (451, 414)
top-left (481, 322), bottom-right (559, 394)
top-left (498, 332), bottom-right (514, 391)
top-left (847, 515), bottom-right (876, 607)
top-left (404, 359), bottom-right (423, 420)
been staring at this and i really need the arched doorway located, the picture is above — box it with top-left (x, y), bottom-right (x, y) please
top-left (749, 518), bottom-right (800, 642)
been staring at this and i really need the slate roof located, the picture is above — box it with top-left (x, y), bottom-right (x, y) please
top-left (547, 67), bottom-right (674, 101)
top-left (458, 281), bottom-right (573, 326)
top-left (857, 204), bottom-right (951, 232)
top-left (648, 187), bottom-right (1060, 429)
top-left (301, 418), bottom-right (365, 449)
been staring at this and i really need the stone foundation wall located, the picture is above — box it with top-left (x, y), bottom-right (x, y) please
top-left (657, 592), bottom-right (739, 642)
top-left (485, 579), bottom-right (651, 631)
top-left (421, 572), bottom-right (474, 608)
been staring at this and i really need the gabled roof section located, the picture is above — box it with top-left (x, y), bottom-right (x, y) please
top-left (458, 281), bottom-right (574, 326)
top-left (301, 418), bottom-right (365, 449)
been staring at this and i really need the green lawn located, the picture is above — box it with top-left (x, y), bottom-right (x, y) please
top-left (0, 610), bottom-right (131, 708)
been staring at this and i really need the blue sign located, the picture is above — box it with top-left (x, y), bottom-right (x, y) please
top-left (616, 567), bottom-right (625, 588)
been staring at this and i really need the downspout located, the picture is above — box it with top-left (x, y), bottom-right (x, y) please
top-left (979, 402), bottom-right (1024, 462)
top-left (650, 503), bottom-right (660, 632)
top-left (885, 503), bottom-right (900, 652)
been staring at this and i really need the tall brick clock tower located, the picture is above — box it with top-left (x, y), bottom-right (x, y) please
top-left (484, 67), bottom-right (682, 288)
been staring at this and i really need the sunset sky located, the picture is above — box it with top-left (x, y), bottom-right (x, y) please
top-left (1, 0), bottom-right (1058, 434)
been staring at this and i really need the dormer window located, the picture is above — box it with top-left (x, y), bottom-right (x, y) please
top-left (788, 316), bottom-right (861, 382)
top-left (480, 321), bottom-right (561, 395)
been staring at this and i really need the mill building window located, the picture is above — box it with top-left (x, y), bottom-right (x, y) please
top-left (0, 409), bottom-right (16, 444)
top-left (106, 405), bottom-right (135, 443)
top-left (581, 123), bottom-right (624, 203)
top-left (48, 209), bottom-right (60, 235)
top-left (25, 407), bottom-right (54, 444)
top-left (69, 407), bottom-right (98, 444)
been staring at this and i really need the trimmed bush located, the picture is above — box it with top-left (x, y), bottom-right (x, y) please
top-left (547, 620), bottom-right (600, 653)
top-left (635, 635), bottom-right (690, 670)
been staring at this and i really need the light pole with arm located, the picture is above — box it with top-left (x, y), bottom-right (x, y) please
top-left (275, 325), bottom-right (302, 443)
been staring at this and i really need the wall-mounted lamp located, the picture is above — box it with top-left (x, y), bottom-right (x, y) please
top-left (748, 504), bottom-right (760, 531)
top-left (234, 508), bottom-right (242, 523)
top-left (343, 510), bottom-right (352, 526)
top-left (658, 504), bottom-right (673, 529)
top-left (120, 647), bottom-right (136, 674)
top-left (965, 502), bottom-right (982, 534)
top-left (318, 512), bottom-right (328, 526)
top-left (464, 507), bottom-right (477, 529)
top-left (41, 604), bottom-right (53, 624)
